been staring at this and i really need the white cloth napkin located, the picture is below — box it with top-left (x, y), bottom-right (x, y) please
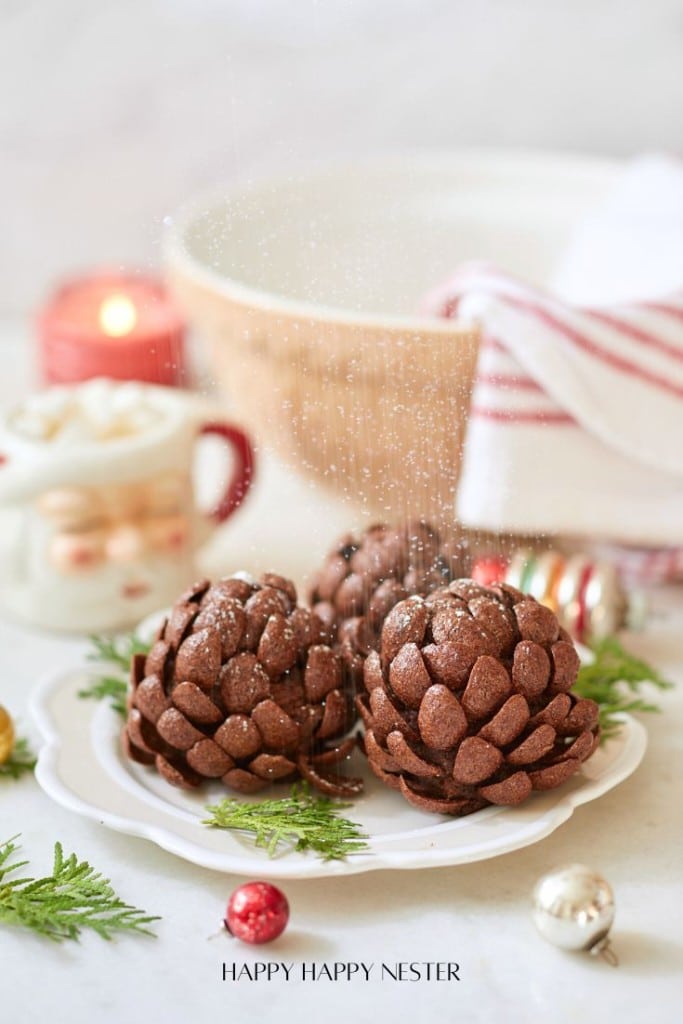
top-left (423, 155), bottom-right (683, 550)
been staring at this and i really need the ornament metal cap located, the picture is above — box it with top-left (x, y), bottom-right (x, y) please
top-left (532, 863), bottom-right (618, 966)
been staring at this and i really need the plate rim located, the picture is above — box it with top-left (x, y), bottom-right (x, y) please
top-left (30, 663), bottom-right (648, 879)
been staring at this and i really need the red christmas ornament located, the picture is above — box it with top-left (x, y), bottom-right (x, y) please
top-left (225, 882), bottom-right (289, 944)
top-left (471, 555), bottom-right (508, 588)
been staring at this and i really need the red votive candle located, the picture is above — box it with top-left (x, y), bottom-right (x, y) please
top-left (38, 271), bottom-right (186, 386)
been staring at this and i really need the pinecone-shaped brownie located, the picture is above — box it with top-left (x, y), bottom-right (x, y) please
top-left (357, 579), bottom-right (600, 815)
top-left (123, 573), bottom-right (361, 797)
top-left (310, 520), bottom-right (468, 680)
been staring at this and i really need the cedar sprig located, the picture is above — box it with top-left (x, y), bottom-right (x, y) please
top-left (574, 635), bottom-right (673, 740)
top-left (204, 782), bottom-right (369, 861)
top-left (0, 738), bottom-right (36, 780)
top-left (87, 633), bottom-right (151, 672)
top-left (79, 632), bottom-right (151, 718)
top-left (0, 835), bottom-right (159, 942)
top-left (77, 675), bottom-right (129, 718)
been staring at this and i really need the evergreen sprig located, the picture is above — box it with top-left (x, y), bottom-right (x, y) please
top-left (574, 635), bottom-right (673, 740)
top-left (204, 783), bottom-right (369, 861)
top-left (0, 738), bottom-right (36, 780)
top-left (0, 836), bottom-right (159, 942)
top-left (87, 633), bottom-right (151, 672)
top-left (79, 632), bottom-right (151, 718)
top-left (78, 675), bottom-right (129, 718)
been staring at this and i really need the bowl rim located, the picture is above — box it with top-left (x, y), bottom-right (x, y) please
top-left (163, 148), bottom-right (622, 331)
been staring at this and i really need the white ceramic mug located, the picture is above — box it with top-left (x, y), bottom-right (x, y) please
top-left (0, 379), bottom-right (254, 632)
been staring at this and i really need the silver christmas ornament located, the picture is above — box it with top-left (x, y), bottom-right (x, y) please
top-left (532, 863), bottom-right (617, 965)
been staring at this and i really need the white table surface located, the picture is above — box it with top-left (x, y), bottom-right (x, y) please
top-left (0, 322), bottom-right (682, 1024)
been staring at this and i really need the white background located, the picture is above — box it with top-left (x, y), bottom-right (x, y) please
top-left (2, 0), bottom-right (683, 312)
top-left (2, 5), bottom-right (683, 1023)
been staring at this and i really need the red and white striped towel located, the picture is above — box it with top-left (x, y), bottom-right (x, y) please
top-left (424, 262), bottom-right (683, 550)
top-left (423, 155), bottom-right (683, 579)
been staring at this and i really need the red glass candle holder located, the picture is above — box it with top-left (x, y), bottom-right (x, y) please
top-left (38, 271), bottom-right (186, 387)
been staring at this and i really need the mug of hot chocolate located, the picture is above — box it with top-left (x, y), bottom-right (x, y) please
top-left (0, 379), bottom-right (255, 631)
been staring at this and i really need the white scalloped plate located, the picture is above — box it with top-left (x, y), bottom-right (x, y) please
top-left (31, 664), bottom-right (647, 879)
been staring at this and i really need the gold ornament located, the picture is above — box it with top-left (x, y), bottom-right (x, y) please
top-left (0, 705), bottom-right (15, 764)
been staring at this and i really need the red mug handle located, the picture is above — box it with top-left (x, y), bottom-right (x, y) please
top-left (199, 422), bottom-right (255, 523)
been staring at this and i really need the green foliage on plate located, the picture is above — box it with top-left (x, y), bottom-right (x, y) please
top-left (204, 782), bottom-right (369, 861)
top-left (575, 635), bottom-right (673, 740)
top-left (79, 632), bottom-right (151, 718)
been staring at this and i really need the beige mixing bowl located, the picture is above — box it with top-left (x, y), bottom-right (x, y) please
top-left (164, 152), bottom-right (616, 524)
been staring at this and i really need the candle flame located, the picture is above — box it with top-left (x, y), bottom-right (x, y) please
top-left (99, 294), bottom-right (138, 337)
